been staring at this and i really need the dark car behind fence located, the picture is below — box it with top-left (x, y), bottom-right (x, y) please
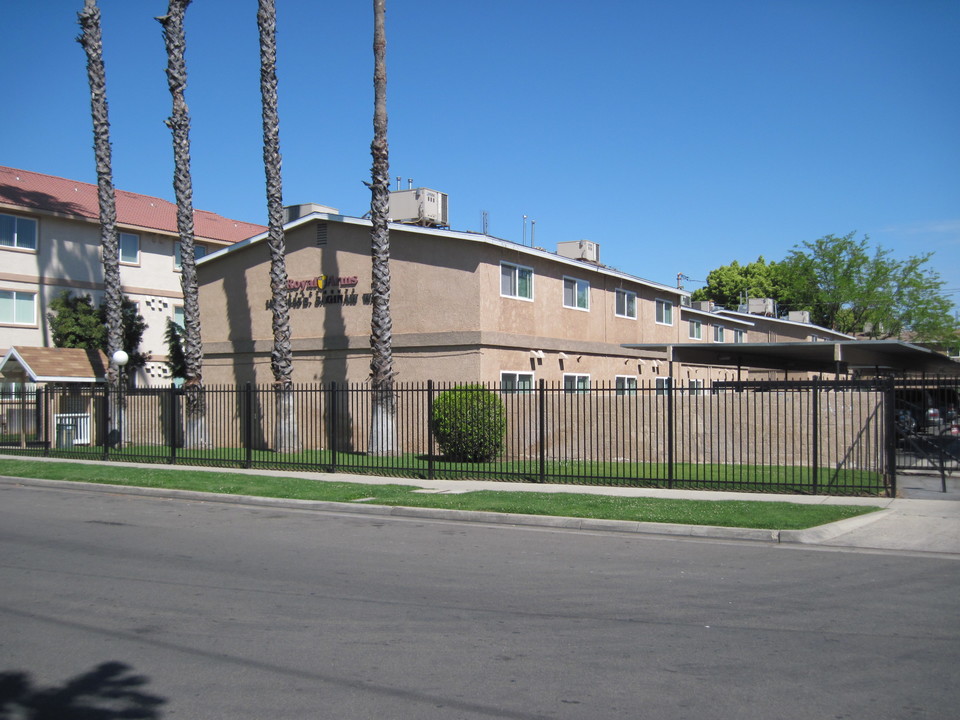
top-left (2, 377), bottom-right (957, 496)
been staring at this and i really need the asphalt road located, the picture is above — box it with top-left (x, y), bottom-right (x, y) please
top-left (2, 482), bottom-right (958, 720)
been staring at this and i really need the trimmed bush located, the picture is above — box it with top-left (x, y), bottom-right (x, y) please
top-left (431, 384), bottom-right (507, 462)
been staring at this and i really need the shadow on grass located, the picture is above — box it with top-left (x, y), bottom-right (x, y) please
top-left (0, 661), bottom-right (165, 719)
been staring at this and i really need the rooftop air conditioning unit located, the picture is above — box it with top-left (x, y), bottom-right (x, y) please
top-left (692, 300), bottom-right (713, 312)
top-left (747, 297), bottom-right (776, 316)
top-left (787, 310), bottom-right (810, 324)
top-left (388, 188), bottom-right (448, 227)
top-left (556, 239), bottom-right (600, 263)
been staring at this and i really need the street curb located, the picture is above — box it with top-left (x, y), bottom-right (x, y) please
top-left (1, 475), bottom-right (788, 542)
top-left (778, 507), bottom-right (892, 545)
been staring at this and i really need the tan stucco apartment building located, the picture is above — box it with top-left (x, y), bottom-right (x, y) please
top-left (0, 166), bottom-right (264, 385)
top-left (198, 207), bottom-right (851, 388)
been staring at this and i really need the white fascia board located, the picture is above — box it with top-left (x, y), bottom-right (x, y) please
top-left (0, 347), bottom-right (33, 379)
top-left (714, 309), bottom-right (854, 339)
top-left (680, 306), bottom-right (755, 326)
top-left (199, 212), bottom-right (687, 298)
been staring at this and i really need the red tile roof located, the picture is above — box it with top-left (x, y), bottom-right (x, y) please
top-left (0, 166), bottom-right (265, 245)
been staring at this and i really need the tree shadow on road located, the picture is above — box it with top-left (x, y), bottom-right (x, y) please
top-left (0, 661), bottom-right (165, 719)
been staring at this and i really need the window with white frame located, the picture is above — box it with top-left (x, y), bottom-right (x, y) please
top-left (688, 378), bottom-right (705, 395)
top-left (714, 325), bottom-right (725, 342)
top-left (174, 242), bottom-right (207, 270)
top-left (119, 232), bottom-right (140, 264)
top-left (563, 276), bottom-right (590, 310)
top-left (500, 262), bottom-right (533, 300)
top-left (733, 329), bottom-right (745, 343)
top-left (615, 289), bottom-right (636, 319)
top-left (655, 298), bottom-right (673, 325)
top-left (173, 305), bottom-right (185, 329)
top-left (0, 289), bottom-right (37, 325)
top-left (688, 318), bottom-right (702, 339)
top-left (563, 373), bottom-right (590, 394)
top-left (501, 371), bottom-right (534, 393)
top-left (0, 214), bottom-right (38, 250)
top-left (655, 376), bottom-right (671, 396)
top-left (615, 375), bottom-right (638, 396)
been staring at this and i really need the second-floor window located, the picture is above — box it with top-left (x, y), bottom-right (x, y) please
top-left (0, 289), bottom-right (37, 325)
top-left (655, 298), bottom-right (673, 325)
top-left (119, 232), bottom-right (140, 264)
top-left (733, 329), bottom-right (745, 343)
top-left (500, 262), bottom-right (533, 300)
top-left (689, 319), bottom-right (702, 339)
top-left (175, 242), bottom-right (207, 270)
top-left (714, 325), bottom-right (725, 342)
top-left (563, 277), bottom-right (590, 310)
top-left (615, 289), bottom-right (636, 319)
top-left (0, 214), bottom-right (37, 250)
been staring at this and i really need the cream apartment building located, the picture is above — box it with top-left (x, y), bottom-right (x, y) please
top-left (197, 206), bottom-right (849, 389)
top-left (0, 166), bottom-right (264, 385)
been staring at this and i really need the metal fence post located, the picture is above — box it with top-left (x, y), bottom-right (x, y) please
top-left (811, 378), bottom-right (819, 494)
top-left (100, 384), bottom-right (109, 461)
top-left (427, 380), bottom-right (435, 480)
top-left (168, 384), bottom-right (179, 465)
top-left (667, 377), bottom-right (675, 488)
top-left (329, 381), bottom-right (338, 471)
top-left (884, 377), bottom-right (897, 497)
top-left (41, 385), bottom-right (50, 456)
top-left (244, 383), bottom-right (254, 469)
top-left (538, 379), bottom-right (547, 484)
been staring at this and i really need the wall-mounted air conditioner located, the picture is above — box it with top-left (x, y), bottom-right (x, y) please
top-left (556, 240), bottom-right (600, 263)
top-left (388, 188), bottom-right (448, 227)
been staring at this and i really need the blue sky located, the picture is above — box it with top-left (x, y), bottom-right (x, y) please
top-left (4, 0), bottom-right (959, 307)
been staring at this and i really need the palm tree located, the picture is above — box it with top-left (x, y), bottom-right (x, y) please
top-left (158, 0), bottom-right (208, 448)
top-left (257, 0), bottom-right (300, 453)
top-left (368, 0), bottom-right (396, 455)
top-left (77, 0), bottom-right (125, 445)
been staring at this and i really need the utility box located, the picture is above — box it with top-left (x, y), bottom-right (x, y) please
top-left (557, 240), bottom-right (600, 263)
top-left (388, 188), bottom-right (448, 227)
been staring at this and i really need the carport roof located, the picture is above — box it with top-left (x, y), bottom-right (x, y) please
top-left (621, 340), bottom-right (960, 375)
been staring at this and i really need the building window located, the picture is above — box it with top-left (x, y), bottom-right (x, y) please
top-left (615, 289), bottom-right (636, 319)
top-left (563, 277), bottom-right (590, 311)
top-left (0, 214), bottom-right (38, 250)
top-left (500, 262), bottom-right (533, 300)
top-left (655, 376), bottom-right (671, 396)
top-left (714, 325), bottom-right (725, 342)
top-left (174, 242), bottom-right (207, 270)
top-left (501, 371), bottom-right (534, 393)
top-left (119, 232), bottom-right (140, 264)
top-left (563, 373), bottom-right (590, 394)
top-left (655, 298), bottom-right (673, 325)
top-left (688, 378), bottom-right (705, 396)
top-left (173, 305), bottom-right (185, 329)
top-left (688, 318), bottom-right (702, 339)
top-left (615, 375), bottom-right (637, 396)
top-left (0, 289), bottom-right (37, 325)
top-left (733, 329), bottom-right (745, 343)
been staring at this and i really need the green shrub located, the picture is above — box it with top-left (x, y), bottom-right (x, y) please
top-left (431, 384), bottom-right (507, 462)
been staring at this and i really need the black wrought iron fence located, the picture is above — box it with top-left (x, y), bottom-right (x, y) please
top-left (0, 378), bottom-right (899, 495)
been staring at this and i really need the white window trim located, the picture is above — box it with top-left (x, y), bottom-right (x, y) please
top-left (562, 276), bottom-right (590, 311)
top-left (563, 373), bottom-right (591, 393)
top-left (0, 289), bottom-right (38, 326)
top-left (614, 288), bottom-right (637, 319)
top-left (0, 213), bottom-right (38, 252)
top-left (119, 232), bottom-right (141, 266)
top-left (655, 298), bottom-right (673, 326)
top-left (655, 376), bottom-right (672, 396)
top-left (733, 329), bottom-right (745, 344)
top-left (615, 374), bottom-right (638, 395)
top-left (500, 370), bottom-right (535, 393)
top-left (688, 318), bottom-right (702, 340)
top-left (499, 261), bottom-right (534, 301)
top-left (714, 325), bottom-right (725, 343)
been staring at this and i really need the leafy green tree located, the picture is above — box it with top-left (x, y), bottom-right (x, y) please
top-left (164, 317), bottom-right (187, 383)
top-left (691, 256), bottom-right (783, 309)
top-left (47, 291), bottom-right (147, 372)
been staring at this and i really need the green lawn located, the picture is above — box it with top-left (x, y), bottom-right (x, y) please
top-left (0, 457), bottom-right (880, 530)
top-left (15, 443), bottom-right (887, 496)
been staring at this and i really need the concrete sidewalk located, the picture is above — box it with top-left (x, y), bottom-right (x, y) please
top-left (2, 455), bottom-right (958, 557)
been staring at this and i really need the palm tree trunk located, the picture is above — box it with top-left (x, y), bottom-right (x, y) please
top-left (258, 0), bottom-right (300, 454)
top-left (158, 0), bottom-right (208, 448)
top-left (368, 0), bottom-right (396, 455)
top-left (77, 0), bottom-right (125, 446)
